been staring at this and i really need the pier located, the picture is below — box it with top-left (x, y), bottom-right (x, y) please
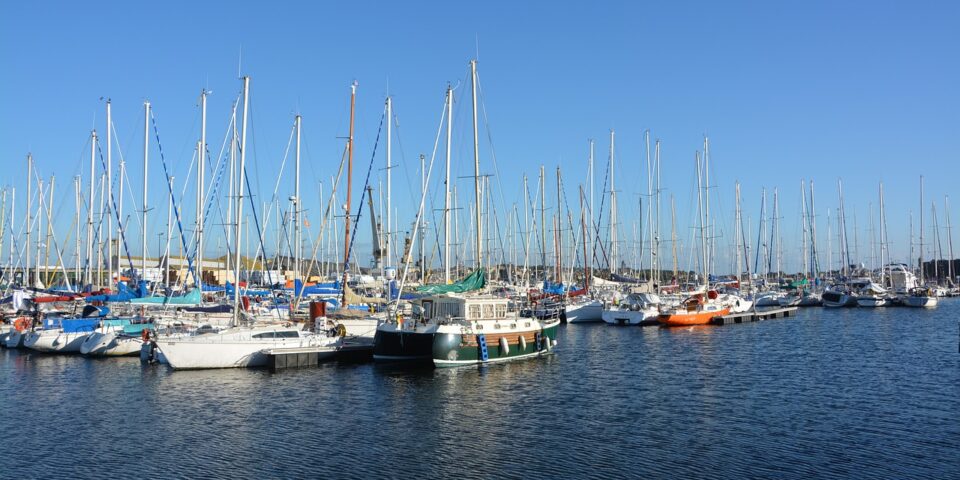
top-left (710, 306), bottom-right (799, 325)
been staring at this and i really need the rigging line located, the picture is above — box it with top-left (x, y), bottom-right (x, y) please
top-left (150, 109), bottom-right (199, 287)
top-left (94, 136), bottom-right (137, 278)
top-left (343, 112), bottom-right (386, 280)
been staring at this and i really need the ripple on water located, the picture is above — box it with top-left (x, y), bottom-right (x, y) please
top-left (2, 302), bottom-right (959, 479)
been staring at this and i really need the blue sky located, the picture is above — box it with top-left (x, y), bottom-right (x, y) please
top-left (1, 1), bottom-right (958, 275)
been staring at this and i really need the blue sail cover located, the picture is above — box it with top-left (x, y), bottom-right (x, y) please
top-left (85, 281), bottom-right (149, 303)
top-left (290, 279), bottom-right (341, 297)
top-left (61, 318), bottom-right (100, 333)
top-left (610, 273), bottom-right (643, 284)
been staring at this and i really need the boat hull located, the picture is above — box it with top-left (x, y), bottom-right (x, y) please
top-left (601, 308), bottom-right (658, 326)
top-left (81, 332), bottom-right (143, 356)
top-left (4, 330), bottom-right (24, 348)
top-left (432, 319), bottom-right (560, 367)
top-left (23, 330), bottom-right (90, 353)
top-left (565, 300), bottom-right (603, 323)
top-left (901, 295), bottom-right (938, 308)
top-left (373, 324), bottom-right (437, 362)
top-left (856, 296), bottom-right (889, 308)
top-left (658, 307), bottom-right (730, 326)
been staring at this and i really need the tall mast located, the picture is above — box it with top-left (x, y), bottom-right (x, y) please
top-left (946, 195), bottom-right (954, 283)
top-left (671, 195), bottom-right (678, 281)
top-left (609, 129), bottom-right (617, 275)
top-left (386, 95), bottom-right (393, 272)
top-left (142, 102), bottom-right (150, 283)
top-left (74, 178), bottom-right (81, 286)
top-left (106, 100), bottom-right (113, 285)
top-left (294, 114), bottom-right (302, 287)
top-left (87, 132), bottom-right (95, 286)
top-left (556, 167), bottom-right (563, 284)
top-left (342, 82), bottom-right (356, 300)
top-left (234, 76), bottom-right (250, 326)
top-left (443, 87), bottom-right (452, 283)
top-left (43, 176), bottom-right (55, 286)
top-left (588, 139), bottom-right (594, 275)
top-left (879, 182), bottom-right (887, 285)
top-left (539, 165), bottom-right (546, 277)
top-left (580, 186), bottom-right (589, 289)
top-left (25, 154), bottom-right (33, 287)
top-left (198, 89), bottom-right (207, 287)
top-left (35, 178), bottom-right (44, 287)
top-left (703, 136), bottom-right (711, 275)
top-left (733, 182), bottom-right (742, 289)
top-left (809, 180), bottom-right (819, 280)
top-left (227, 102), bottom-right (237, 283)
top-left (645, 130), bottom-right (653, 282)
top-left (774, 187), bottom-right (781, 280)
top-left (166, 176), bottom-right (173, 289)
top-left (654, 138), bottom-right (662, 288)
top-left (695, 152), bottom-right (707, 287)
top-left (470, 60), bottom-right (482, 271)
top-left (801, 180), bottom-right (809, 278)
top-left (919, 176), bottom-right (925, 284)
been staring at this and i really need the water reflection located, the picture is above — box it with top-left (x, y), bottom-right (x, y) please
top-left (1, 302), bottom-right (958, 478)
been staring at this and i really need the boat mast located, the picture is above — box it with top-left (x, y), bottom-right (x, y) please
top-left (704, 136), bottom-right (712, 275)
top-left (588, 139), bottom-right (594, 278)
top-left (774, 187), bottom-right (781, 281)
top-left (879, 182), bottom-right (887, 286)
top-left (580, 185), bottom-right (589, 289)
top-left (43, 176), bottom-right (55, 286)
top-left (801, 180), bottom-right (809, 279)
top-left (233, 76), bottom-right (250, 326)
top-left (294, 114), bottom-right (302, 289)
top-left (919, 176), bottom-right (925, 285)
top-left (86, 132), bottom-right (95, 286)
top-left (735, 181), bottom-right (742, 292)
top-left (386, 95), bottom-right (393, 273)
top-left (342, 82), bottom-right (356, 304)
top-left (444, 86), bottom-right (452, 283)
top-left (106, 100), bottom-right (113, 285)
top-left (946, 195), bottom-right (954, 283)
top-left (556, 166), bottom-right (563, 284)
top-left (695, 152), bottom-right (707, 287)
top-left (198, 90), bottom-right (207, 288)
top-left (539, 165), bottom-right (546, 278)
top-left (35, 177), bottom-right (43, 288)
top-left (470, 60), bottom-right (482, 271)
top-left (645, 130), bottom-right (652, 282)
top-left (74, 178), bottom-right (81, 286)
top-left (671, 194), bottom-right (678, 281)
top-left (142, 101), bottom-right (150, 284)
top-left (25, 154), bottom-right (33, 288)
top-left (654, 138), bottom-right (661, 288)
top-left (809, 180), bottom-right (819, 281)
top-left (609, 129), bottom-right (617, 276)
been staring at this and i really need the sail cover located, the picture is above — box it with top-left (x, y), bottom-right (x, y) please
top-left (416, 268), bottom-right (486, 295)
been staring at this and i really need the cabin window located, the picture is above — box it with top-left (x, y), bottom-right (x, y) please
top-left (482, 304), bottom-right (495, 318)
top-left (252, 332), bottom-right (274, 339)
top-left (276, 331), bottom-right (299, 338)
top-left (495, 304), bottom-right (507, 318)
top-left (468, 305), bottom-right (481, 320)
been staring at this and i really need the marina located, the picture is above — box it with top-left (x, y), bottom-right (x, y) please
top-left (2, 303), bottom-right (958, 478)
top-left (3, 0), bottom-right (960, 478)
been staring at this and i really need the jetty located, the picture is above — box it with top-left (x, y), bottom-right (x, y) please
top-left (709, 307), bottom-right (799, 325)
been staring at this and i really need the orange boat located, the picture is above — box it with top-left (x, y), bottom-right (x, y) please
top-left (658, 295), bottom-right (729, 326)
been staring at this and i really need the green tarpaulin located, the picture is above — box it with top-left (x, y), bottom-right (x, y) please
top-left (416, 268), bottom-right (486, 295)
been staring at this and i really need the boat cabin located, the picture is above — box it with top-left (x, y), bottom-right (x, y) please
top-left (415, 295), bottom-right (509, 322)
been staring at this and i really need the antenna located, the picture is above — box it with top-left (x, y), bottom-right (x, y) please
top-left (237, 45), bottom-right (243, 79)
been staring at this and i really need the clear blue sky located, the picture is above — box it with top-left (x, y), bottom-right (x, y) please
top-left (1, 0), bottom-right (958, 275)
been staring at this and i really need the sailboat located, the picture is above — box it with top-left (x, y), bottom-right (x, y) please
top-left (902, 176), bottom-right (938, 308)
top-left (659, 150), bottom-right (729, 326)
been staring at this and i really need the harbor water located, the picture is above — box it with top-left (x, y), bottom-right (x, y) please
top-left (2, 303), bottom-right (958, 479)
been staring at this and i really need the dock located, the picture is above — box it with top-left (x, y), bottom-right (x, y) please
top-left (710, 306), bottom-right (799, 325)
top-left (266, 337), bottom-right (374, 372)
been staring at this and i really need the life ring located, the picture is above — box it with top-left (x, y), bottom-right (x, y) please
top-left (335, 324), bottom-right (347, 337)
top-left (14, 317), bottom-right (29, 331)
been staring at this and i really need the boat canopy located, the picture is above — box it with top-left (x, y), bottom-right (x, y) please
top-left (416, 268), bottom-right (486, 295)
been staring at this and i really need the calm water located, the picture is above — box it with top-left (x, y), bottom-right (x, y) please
top-left (2, 303), bottom-right (959, 479)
